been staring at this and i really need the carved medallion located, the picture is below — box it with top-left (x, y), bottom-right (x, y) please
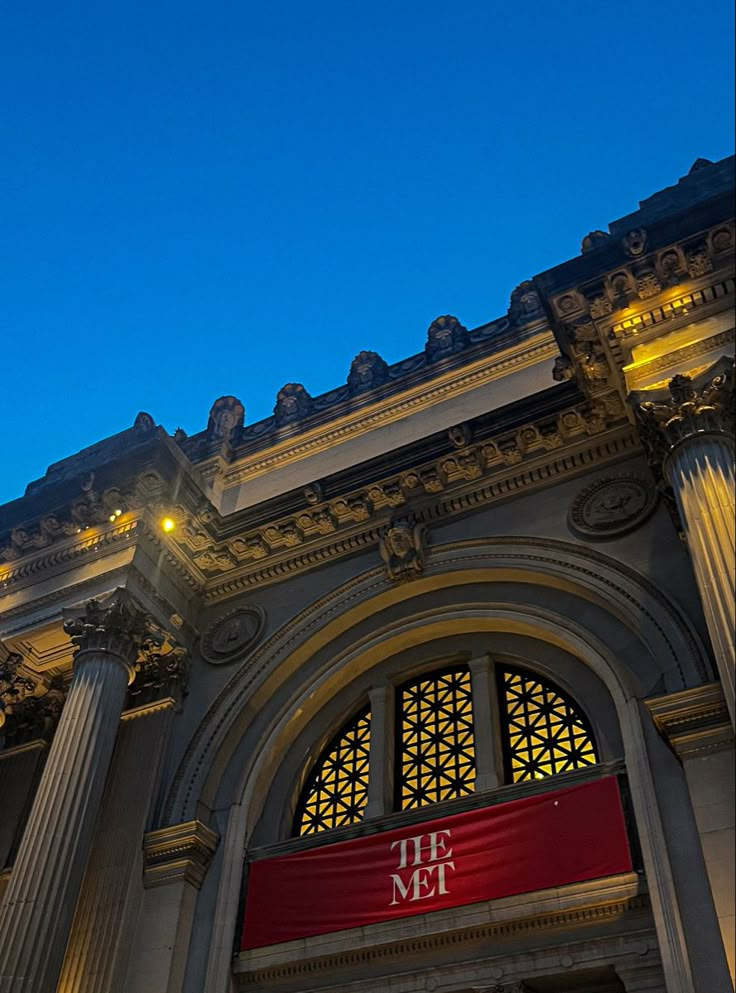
top-left (200, 608), bottom-right (264, 665)
top-left (568, 475), bottom-right (658, 540)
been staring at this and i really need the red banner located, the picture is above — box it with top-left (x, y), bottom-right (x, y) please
top-left (241, 776), bottom-right (631, 949)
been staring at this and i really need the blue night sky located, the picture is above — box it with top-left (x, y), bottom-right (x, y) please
top-left (1, 1), bottom-right (733, 506)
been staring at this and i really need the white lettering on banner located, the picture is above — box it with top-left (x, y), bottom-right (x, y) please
top-left (388, 830), bottom-right (455, 906)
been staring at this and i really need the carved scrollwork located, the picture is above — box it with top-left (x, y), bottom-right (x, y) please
top-left (685, 245), bottom-right (713, 278)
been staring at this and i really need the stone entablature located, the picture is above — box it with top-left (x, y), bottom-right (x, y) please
top-left (142, 819), bottom-right (219, 889)
top-left (233, 872), bottom-right (654, 993)
top-left (646, 683), bottom-right (734, 759)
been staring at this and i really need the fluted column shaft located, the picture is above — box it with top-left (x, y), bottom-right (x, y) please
top-left (633, 358), bottom-right (735, 729)
top-left (667, 436), bottom-right (736, 726)
top-left (0, 653), bottom-right (129, 993)
top-left (0, 590), bottom-right (154, 993)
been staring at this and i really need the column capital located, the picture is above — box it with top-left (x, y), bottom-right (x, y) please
top-left (631, 355), bottom-right (734, 478)
top-left (62, 589), bottom-right (162, 684)
top-left (0, 651), bottom-right (66, 742)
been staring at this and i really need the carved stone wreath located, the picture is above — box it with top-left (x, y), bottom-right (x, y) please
top-left (568, 474), bottom-right (658, 540)
top-left (200, 607), bottom-right (265, 665)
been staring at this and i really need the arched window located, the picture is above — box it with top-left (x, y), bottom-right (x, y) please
top-left (397, 666), bottom-right (476, 810)
top-left (498, 666), bottom-right (598, 783)
top-left (292, 661), bottom-right (599, 837)
top-left (294, 707), bottom-right (371, 836)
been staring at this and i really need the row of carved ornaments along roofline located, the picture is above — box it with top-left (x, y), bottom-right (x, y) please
top-left (0, 214), bottom-right (732, 568)
top-left (0, 362), bottom-right (732, 741)
top-left (0, 592), bottom-right (188, 745)
top-left (194, 219), bottom-right (734, 447)
top-left (0, 356), bottom-right (733, 578)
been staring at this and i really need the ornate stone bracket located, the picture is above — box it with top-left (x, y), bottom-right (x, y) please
top-left (646, 684), bottom-right (734, 759)
top-left (379, 518), bottom-right (427, 582)
top-left (143, 820), bottom-right (219, 889)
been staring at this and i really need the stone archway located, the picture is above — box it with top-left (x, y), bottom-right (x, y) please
top-left (166, 537), bottom-right (717, 993)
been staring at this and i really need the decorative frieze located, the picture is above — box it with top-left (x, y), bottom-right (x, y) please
top-left (171, 397), bottom-right (623, 581)
top-left (142, 819), bottom-right (219, 889)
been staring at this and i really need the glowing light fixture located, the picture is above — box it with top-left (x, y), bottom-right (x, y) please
top-left (161, 517), bottom-right (176, 533)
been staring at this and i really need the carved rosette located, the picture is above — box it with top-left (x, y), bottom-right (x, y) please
top-left (633, 359), bottom-right (735, 480)
top-left (62, 590), bottom-right (164, 684)
top-left (568, 475), bottom-right (658, 540)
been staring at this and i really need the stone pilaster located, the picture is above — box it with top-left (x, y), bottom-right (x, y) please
top-left (364, 684), bottom-right (394, 819)
top-left (0, 590), bottom-right (159, 993)
top-left (633, 357), bottom-right (735, 727)
top-left (468, 655), bottom-right (501, 792)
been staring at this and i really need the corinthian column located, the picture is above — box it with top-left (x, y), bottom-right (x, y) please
top-left (0, 590), bottom-right (159, 993)
top-left (633, 357), bottom-right (735, 726)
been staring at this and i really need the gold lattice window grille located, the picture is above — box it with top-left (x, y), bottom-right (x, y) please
top-left (294, 708), bottom-right (371, 836)
top-left (397, 666), bottom-right (476, 810)
top-left (498, 666), bottom-right (598, 783)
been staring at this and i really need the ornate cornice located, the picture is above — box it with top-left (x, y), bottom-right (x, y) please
top-left (208, 331), bottom-right (559, 489)
top-left (142, 819), bottom-right (219, 889)
top-left (623, 327), bottom-right (735, 392)
top-left (646, 683), bottom-right (734, 758)
top-left (612, 277), bottom-right (735, 342)
top-left (203, 425), bottom-right (639, 601)
top-left (166, 395), bottom-right (632, 592)
top-left (537, 216), bottom-right (735, 423)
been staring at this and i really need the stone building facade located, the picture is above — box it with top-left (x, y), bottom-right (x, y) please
top-left (0, 155), bottom-right (734, 993)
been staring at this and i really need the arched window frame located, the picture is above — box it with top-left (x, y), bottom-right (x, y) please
top-left (292, 653), bottom-right (600, 839)
top-left (293, 704), bottom-right (372, 837)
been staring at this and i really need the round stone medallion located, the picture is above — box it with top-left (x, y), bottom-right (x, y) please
top-left (568, 474), bottom-right (658, 540)
top-left (200, 608), bottom-right (264, 665)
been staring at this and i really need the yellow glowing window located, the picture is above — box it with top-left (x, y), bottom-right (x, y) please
top-left (397, 667), bottom-right (476, 810)
top-left (294, 708), bottom-right (371, 836)
top-left (499, 667), bottom-right (598, 783)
